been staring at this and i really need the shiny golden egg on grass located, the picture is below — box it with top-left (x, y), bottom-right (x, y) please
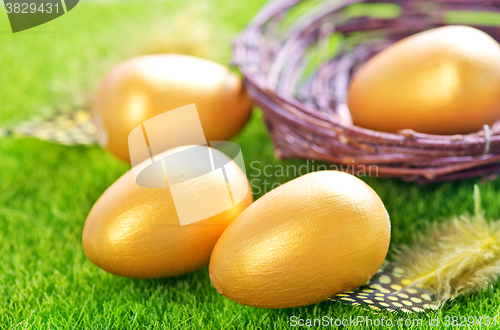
top-left (209, 171), bottom-right (391, 309)
top-left (83, 145), bottom-right (253, 279)
top-left (348, 25), bottom-right (500, 135)
top-left (91, 54), bottom-right (252, 162)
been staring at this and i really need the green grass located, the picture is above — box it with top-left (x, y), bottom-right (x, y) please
top-left (1, 0), bottom-right (500, 329)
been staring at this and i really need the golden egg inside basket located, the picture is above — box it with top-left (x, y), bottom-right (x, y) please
top-left (232, 0), bottom-right (500, 182)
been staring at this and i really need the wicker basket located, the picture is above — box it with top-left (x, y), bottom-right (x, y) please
top-left (233, 0), bottom-right (500, 182)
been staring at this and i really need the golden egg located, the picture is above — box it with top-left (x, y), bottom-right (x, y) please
top-left (83, 145), bottom-right (253, 279)
top-left (209, 171), bottom-right (390, 309)
top-left (91, 54), bottom-right (252, 162)
top-left (348, 26), bottom-right (500, 135)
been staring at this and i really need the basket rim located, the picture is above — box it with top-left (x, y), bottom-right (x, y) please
top-left (232, 0), bottom-right (500, 182)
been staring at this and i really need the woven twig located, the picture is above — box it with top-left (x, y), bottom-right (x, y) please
top-left (233, 0), bottom-right (500, 182)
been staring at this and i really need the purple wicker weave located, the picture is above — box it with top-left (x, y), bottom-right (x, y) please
top-left (233, 0), bottom-right (500, 182)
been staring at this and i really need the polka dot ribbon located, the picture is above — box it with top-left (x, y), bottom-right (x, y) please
top-left (331, 262), bottom-right (439, 313)
top-left (0, 110), bottom-right (97, 146)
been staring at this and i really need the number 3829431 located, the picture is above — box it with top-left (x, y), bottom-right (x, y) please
top-left (5, 3), bottom-right (60, 14)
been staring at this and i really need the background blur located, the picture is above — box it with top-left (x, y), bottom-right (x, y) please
top-left (1, 0), bottom-right (500, 328)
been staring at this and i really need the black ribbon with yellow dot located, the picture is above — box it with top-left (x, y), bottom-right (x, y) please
top-left (0, 110), bottom-right (96, 146)
top-left (331, 262), bottom-right (439, 313)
